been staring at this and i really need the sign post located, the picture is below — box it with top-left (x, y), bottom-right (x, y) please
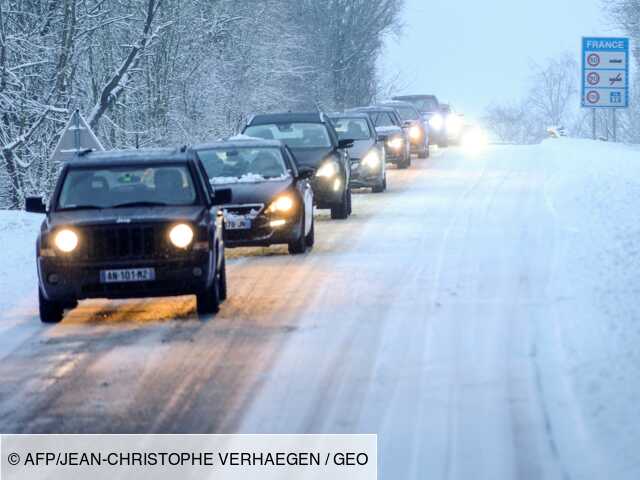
top-left (582, 37), bottom-right (629, 141)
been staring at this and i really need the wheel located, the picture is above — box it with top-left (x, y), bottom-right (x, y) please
top-left (218, 256), bottom-right (227, 302)
top-left (418, 143), bottom-right (428, 159)
top-left (288, 213), bottom-right (308, 255)
top-left (39, 290), bottom-right (64, 324)
top-left (330, 187), bottom-right (350, 219)
top-left (196, 269), bottom-right (221, 315)
top-left (347, 187), bottom-right (352, 215)
top-left (372, 175), bottom-right (386, 193)
top-left (305, 214), bottom-right (315, 249)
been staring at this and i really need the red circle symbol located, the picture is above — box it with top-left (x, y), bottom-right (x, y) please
top-left (587, 72), bottom-right (600, 85)
top-left (587, 54), bottom-right (600, 67)
top-left (586, 91), bottom-right (600, 104)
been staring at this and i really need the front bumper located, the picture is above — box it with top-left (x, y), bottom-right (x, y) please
top-left (384, 146), bottom-right (404, 164)
top-left (38, 253), bottom-right (213, 302)
top-left (311, 176), bottom-right (346, 209)
top-left (349, 161), bottom-right (383, 188)
top-left (224, 212), bottom-right (302, 248)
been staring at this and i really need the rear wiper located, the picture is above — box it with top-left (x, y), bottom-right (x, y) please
top-left (112, 201), bottom-right (170, 208)
top-left (58, 205), bottom-right (102, 211)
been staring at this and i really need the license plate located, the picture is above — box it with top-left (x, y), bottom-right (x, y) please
top-left (100, 268), bottom-right (156, 284)
top-left (224, 217), bottom-right (251, 230)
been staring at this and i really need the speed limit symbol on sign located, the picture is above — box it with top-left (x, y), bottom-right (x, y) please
top-left (587, 72), bottom-right (600, 86)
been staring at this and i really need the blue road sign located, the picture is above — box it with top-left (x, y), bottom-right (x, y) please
top-left (582, 37), bottom-right (629, 108)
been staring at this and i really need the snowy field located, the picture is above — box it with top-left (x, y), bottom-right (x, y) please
top-left (1, 140), bottom-right (639, 478)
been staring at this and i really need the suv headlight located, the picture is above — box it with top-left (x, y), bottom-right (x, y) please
top-left (409, 125), bottom-right (422, 141)
top-left (54, 229), bottom-right (79, 253)
top-left (266, 195), bottom-right (294, 214)
top-left (316, 160), bottom-right (339, 178)
top-left (169, 223), bottom-right (194, 249)
top-left (387, 137), bottom-right (404, 150)
top-left (362, 149), bottom-right (381, 169)
top-left (429, 114), bottom-right (444, 131)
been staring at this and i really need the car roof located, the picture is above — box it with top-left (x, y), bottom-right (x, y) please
top-left (327, 112), bottom-right (371, 120)
top-left (249, 112), bottom-right (326, 125)
top-left (65, 148), bottom-right (192, 168)
top-left (378, 100), bottom-right (418, 109)
top-left (393, 94), bottom-right (438, 100)
top-left (193, 136), bottom-right (285, 150)
top-left (348, 106), bottom-right (396, 113)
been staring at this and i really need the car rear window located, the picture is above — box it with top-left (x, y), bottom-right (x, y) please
top-left (245, 123), bottom-right (332, 148)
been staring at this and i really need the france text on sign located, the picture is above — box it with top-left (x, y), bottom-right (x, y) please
top-left (581, 37), bottom-right (629, 109)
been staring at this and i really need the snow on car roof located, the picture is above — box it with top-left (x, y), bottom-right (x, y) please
top-left (249, 112), bottom-right (325, 125)
top-left (194, 136), bottom-right (285, 150)
top-left (66, 148), bottom-right (191, 166)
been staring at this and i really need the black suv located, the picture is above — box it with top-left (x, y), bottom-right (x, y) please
top-left (242, 112), bottom-right (353, 219)
top-left (25, 148), bottom-right (231, 323)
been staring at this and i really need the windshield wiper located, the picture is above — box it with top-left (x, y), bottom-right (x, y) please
top-left (58, 205), bottom-right (102, 211)
top-left (112, 201), bottom-right (170, 208)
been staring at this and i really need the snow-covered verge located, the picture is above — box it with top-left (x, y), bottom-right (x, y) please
top-left (539, 139), bottom-right (640, 479)
top-left (0, 211), bottom-right (43, 359)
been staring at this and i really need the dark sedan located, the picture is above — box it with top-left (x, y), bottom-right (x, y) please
top-left (392, 94), bottom-right (448, 147)
top-left (378, 101), bottom-right (430, 158)
top-left (194, 138), bottom-right (315, 255)
top-left (243, 112), bottom-right (353, 219)
top-left (328, 113), bottom-right (386, 193)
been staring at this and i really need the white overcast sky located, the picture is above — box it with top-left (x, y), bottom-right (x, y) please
top-left (382, 0), bottom-right (619, 118)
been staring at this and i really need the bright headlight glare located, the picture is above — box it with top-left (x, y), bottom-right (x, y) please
top-left (169, 223), bottom-right (194, 248)
top-left (267, 195), bottom-right (294, 213)
top-left (316, 161), bottom-right (339, 178)
top-left (54, 229), bottom-right (78, 253)
top-left (429, 114), bottom-right (444, 131)
top-left (387, 137), bottom-right (404, 150)
top-left (362, 150), bottom-right (381, 169)
top-left (409, 125), bottom-right (422, 140)
top-left (446, 115), bottom-right (462, 133)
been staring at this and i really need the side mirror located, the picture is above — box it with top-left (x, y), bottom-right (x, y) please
top-left (338, 139), bottom-right (354, 149)
top-left (211, 188), bottom-right (232, 206)
top-left (25, 196), bottom-right (47, 214)
top-left (402, 120), bottom-right (412, 128)
top-left (297, 166), bottom-right (316, 180)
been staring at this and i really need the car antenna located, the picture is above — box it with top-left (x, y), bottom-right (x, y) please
top-left (77, 148), bottom-right (94, 157)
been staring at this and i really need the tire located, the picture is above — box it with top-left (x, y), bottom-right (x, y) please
top-left (218, 256), bottom-right (227, 302)
top-left (288, 213), bottom-right (308, 255)
top-left (330, 187), bottom-right (350, 220)
top-left (305, 214), bottom-right (315, 250)
top-left (39, 290), bottom-right (64, 324)
top-left (418, 143), bottom-right (429, 159)
top-left (372, 175), bottom-right (386, 193)
top-left (196, 268), bottom-right (221, 315)
top-left (347, 187), bottom-right (352, 215)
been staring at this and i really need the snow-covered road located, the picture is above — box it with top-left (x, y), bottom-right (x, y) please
top-left (1, 140), bottom-right (639, 479)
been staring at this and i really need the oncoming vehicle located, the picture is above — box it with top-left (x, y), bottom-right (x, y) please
top-left (392, 94), bottom-right (448, 147)
top-left (194, 138), bottom-right (316, 255)
top-left (378, 101), bottom-right (430, 159)
top-left (440, 103), bottom-right (464, 145)
top-left (25, 148), bottom-right (231, 323)
top-left (328, 113), bottom-right (386, 193)
top-left (348, 106), bottom-right (411, 169)
top-left (243, 113), bottom-right (353, 220)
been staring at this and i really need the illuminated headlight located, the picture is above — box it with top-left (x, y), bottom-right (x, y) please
top-left (429, 114), bottom-right (444, 131)
top-left (169, 223), bottom-right (194, 249)
top-left (266, 195), bottom-right (294, 213)
top-left (54, 229), bottom-right (78, 253)
top-left (316, 161), bottom-right (339, 178)
top-left (387, 137), bottom-right (404, 150)
top-left (362, 150), bottom-right (381, 169)
top-left (409, 125), bottom-right (422, 141)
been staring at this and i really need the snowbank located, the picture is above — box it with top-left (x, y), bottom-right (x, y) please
top-left (539, 138), bottom-right (640, 478)
top-left (0, 211), bottom-right (44, 359)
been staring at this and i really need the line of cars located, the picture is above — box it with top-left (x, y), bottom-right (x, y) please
top-left (24, 94), bottom-right (456, 323)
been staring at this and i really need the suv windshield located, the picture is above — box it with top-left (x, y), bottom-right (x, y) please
top-left (331, 118), bottom-right (372, 140)
top-left (57, 164), bottom-right (197, 210)
top-left (396, 97), bottom-right (439, 113)
top-left (395, 106), bottom-right (419, 122)
top-left (198, 147), bottom-right (289, 185)
top-left (245, 123), bottom-right (332, 148)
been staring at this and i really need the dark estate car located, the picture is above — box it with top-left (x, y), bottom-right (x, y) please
top-left (243, 112), bottom-right (353, 219)
top-left (378, 101), bottom-right (430, 159)
top-left (348, 106), bottom-right (411, 169)
top-left (393, 94), bottom-right (448, 147)
top-left (328, 113), bottom-right (386, 193)
top-left (25, 148), bottom-right (231, 323)
top-left (194, 138), bottom-right (316, 254)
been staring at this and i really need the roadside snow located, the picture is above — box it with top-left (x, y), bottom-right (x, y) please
top-left (0, 211), bottom-right (43, 359)
top-left (539, 138), bottom-right (640, 478)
